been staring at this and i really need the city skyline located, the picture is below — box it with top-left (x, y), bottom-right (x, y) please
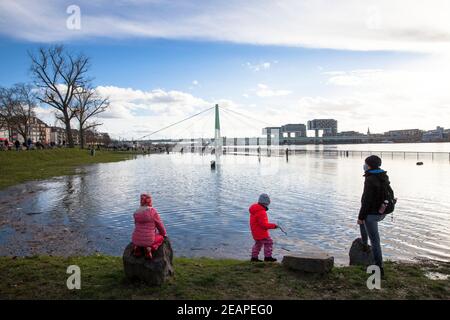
top-left (2, 111), bottom-right (448, 145)
top-left (1, 1), bottom-right (450, 139)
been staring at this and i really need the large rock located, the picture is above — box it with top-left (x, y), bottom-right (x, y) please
top-left (349, 238), bottom-right (375, 266)
top-left (123, 237), bottom-right (174, 286)
top-left (282, 253), bottom-right (334, 274)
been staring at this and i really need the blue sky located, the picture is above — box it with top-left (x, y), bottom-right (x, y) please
top-left (1, 1), bottom-right (449, 139)
top-left (0, 37), bottom-right (409, 94)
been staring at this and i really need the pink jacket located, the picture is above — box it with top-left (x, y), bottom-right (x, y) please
top-left (131, 206), bottom-right (167, 247)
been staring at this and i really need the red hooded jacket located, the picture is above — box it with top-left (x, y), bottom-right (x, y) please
top-left (249, 203), bottom-right (277, 240)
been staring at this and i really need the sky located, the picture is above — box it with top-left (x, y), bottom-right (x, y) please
top-left (1, 0), bottom-right (450, 139)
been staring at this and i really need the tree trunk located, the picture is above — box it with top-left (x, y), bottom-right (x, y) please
top-left (23, 123), bottom-right (29, 144)
top-left (63, 111), bottom-right (74, 148)
top-left (16, 126), bottom-right (28, 144)
top-left (16, 126), bottom-right (28, 143)
top-left (79, 127), bottom-right (84, 149)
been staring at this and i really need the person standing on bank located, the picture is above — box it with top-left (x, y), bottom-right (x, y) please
top-left (358, 155), bottom-right (396, 276)
top-left (14, 140), bottom-right (20, 151)
top-left (249, 193), bottom-right (278, 262)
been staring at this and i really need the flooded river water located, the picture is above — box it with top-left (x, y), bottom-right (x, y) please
top-left (1, 148), bottom-right (449, 264)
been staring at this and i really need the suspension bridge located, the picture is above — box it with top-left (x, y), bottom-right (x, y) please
top-left (119, 104), bottom-right (450, 162)
top-left (133, 104), bottom-right (281, 156)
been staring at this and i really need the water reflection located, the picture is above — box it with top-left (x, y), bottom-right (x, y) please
top-left (1, 152), bottom-right (449, 264)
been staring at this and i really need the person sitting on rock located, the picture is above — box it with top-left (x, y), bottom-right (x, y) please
top-left (131, 193), bottom-right (167, 259)
top-left (249, 193), bottom-right (278, 262)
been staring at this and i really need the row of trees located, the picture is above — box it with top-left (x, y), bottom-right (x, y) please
top-left (0, 45), bottom-right (110, 148)
top-left (0, 83), bottom-right (37, 143)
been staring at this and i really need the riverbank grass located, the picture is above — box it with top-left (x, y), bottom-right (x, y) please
top-left (0, 256), bottom-right (448, 299)
top-left (0, 148), bottom-right (137, 190)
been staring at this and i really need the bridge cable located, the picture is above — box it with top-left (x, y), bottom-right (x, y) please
top-left (137, 105), bottom-right (215, 140)
top-left (171, 107), bottom-right (214, 139)
top-left (219, 106), bottom-right (266, 134)
top-left (219, 105), bottom-right (273, 127)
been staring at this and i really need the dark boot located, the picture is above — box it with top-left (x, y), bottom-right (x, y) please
top-left (264, 257), bottom-right (277, 262)
top-left (133, 245), bottom-right (142, 257)
top-left (144, 247), bottom-right (153, 260)
top-left (251, 257), bottom-right (263, 262)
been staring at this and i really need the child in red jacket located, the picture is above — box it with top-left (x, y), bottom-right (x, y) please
top-left (249, 193), bottom-right (278, 262)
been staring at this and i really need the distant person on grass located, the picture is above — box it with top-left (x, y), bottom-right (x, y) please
top-left (131, 193), bottom-right (167, 260)
top-left (358, 155), bottom-right (396, 277)
top-left (249, 193), bottom-right (278, 262)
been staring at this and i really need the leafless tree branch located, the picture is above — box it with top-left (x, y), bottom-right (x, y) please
top-left (29, 45), bottom-right (91, 148)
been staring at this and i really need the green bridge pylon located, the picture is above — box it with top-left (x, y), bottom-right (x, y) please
top-left (214, 104), bottom-right (221, 154)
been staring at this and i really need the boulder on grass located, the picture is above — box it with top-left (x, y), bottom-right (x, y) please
top-left (123, 237), bottom-right (174, 286)
top-left (349, 238), bottom-right (375, 266)
top-left (282, 253), bottom-right (334, 274)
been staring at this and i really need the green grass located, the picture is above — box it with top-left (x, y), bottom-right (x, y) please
top-left (0, 256), bottom-right (448, 299)
top-left (0, 148), bottom-right (138, 190)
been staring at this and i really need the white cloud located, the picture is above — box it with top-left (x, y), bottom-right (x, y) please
top-left (255, 84), bottom-right (291, 98)
top-left (246, 56), bottom-right (450, 135)
top-left (96, 86), bottom-right (209, 119)
top-left (2, 0), bottom-right (450, 52)
top-left (34, 106), bottom-right (58, 126)
top-left (245, 61), bottom-right (272, 72)
top-left (309, 59), bottom-right (450, 132)
top-left (93, 86), bottom-right (250, 139)
top-left (34, 106), bottom-right (54, 116)
top-left (325, 69), bottom-right (384, 86)
top-left (28, 56), bottom-right (450, 138)
top-left (33, 86), bottom-right (214, 139)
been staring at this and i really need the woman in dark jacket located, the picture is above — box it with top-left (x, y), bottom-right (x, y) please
top-left (358, 155), bottom-right (391, 276)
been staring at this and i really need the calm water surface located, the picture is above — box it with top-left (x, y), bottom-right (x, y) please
top-left (307, 142), bottom-right (450, 152)
top-left (1, 145), bottom-right (450, 264)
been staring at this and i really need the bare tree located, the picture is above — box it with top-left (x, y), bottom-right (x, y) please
top-left (0, 87), bottom-right (15, 135)
top-left (101, 133), bottom-right (112, 146)
top-left (29, 45), bottom-right (90, 148)
top-left (15, 84), bottom-right (38, 143)
top-left (73, 87), bottom-right (109, 149)
top-left (0, 84), bottom-right (37, 143)
top-left (0, 104), bottom-right (5, 132)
